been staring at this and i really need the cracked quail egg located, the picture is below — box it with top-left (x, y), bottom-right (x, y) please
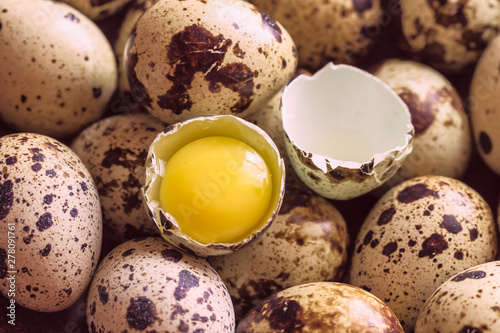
top-left (125, 0), bottom-right (298, 123)
top-left (208, 187), bottom-right (349, 320)
top-left (237, 282), bottom-right (404, 332)
top-left (0, 0), bottom-right (117, 139)
top-left (87, 237), bottom-right (235, 332)
top-left (0, 132), bottom-right (102, 312)
top-left (282, 62), bottom-right (414, 200)
top-left (142, 115), bottom-right (285, 257)
top-left (349, 175), bottom-right (498, 331)
top-left (71, 113), bottom-right (167, 243)
top-left (371, 58), bottom-right (471, 182)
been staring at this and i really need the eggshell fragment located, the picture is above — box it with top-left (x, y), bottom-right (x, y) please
top-left (0, 133), bottom-right (102, 312)
top-left (207, 187), bottom-right (349, 320)
top-left (248, 0), bottom-right (385, 71)
top-left (0, 0), bottom-right (117, 138)
top-left (349, 175), bottom-right (498, 331)
top-left (392, 0), bottom-right (500, 73)
top-left (282, 63), bottom-right (414, 200)
top-left (87, 237), bottom-right (235, 332)
top-left (371, 58), bottom-right (471, 182)
top-left (237, 282), bottom-right (404, 333)
top-left (125, 0), bottom-right (298, 123)
top-left (416, 261), bottom-right (500, 333)
top-left (470, 33), bottom-right (500, 176)
top-left (71, 113), bottom-right (167, 243)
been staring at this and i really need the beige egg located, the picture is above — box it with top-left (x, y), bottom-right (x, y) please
top-left (416, 261), bottom-right (500, 333)
top-left (61, 0), bottom-right (133, 20)
top-left (0, 133), bottom-right (102, 312)
top-left (207, 187), bottom-right (349, 320)
top-left (125, 0), bottom-right (298, 123)
top-left (248, 0), bottom-right (384, 71)
top-left (393, 0), bottom-right (500, 73)
top-left (87, 237), bottom-right (235, 332)
top-left (0, 0), bottom-right (117, 139)
top-left (236, 282), bottom-right (404, 332)
top-left (371, 58), bottom-right (471, 182)
top-left (349, 175), bottom-right (498, 331)
top-left (71, 113), bottom-right (166, 243)
top-left (469, 33), bottom-right (500, 176)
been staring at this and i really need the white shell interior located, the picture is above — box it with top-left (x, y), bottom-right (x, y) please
top-left (282, 63), bottom-right (412, 166)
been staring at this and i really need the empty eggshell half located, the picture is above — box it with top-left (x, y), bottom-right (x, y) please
top-left (282, 63), bottom-right (414, 200)
top-left (142, 115), bottom-right (285, 257)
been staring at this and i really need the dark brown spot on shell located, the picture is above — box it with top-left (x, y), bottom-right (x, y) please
top-left (93, 88), bottom-right (102, 98)
top-left (329, 169), bottom-right (345, 180)
top-left (382, 241), bottom-right (398, 256)
top-left (174, 270), bottom-right (199, 301)
top-left (418, 233), bottom-right (448, 258)
top-left (479, 132), bottom-right (492, 155)
top-left (398, 89), bottom-right (436, 136)
top-left (397, 183), bottom-right (439, 203)
top-left (39, 244), bottom-right (51, 256)
top-left (255, 8), bottom-right (282, 42)
top-left (126, 28), bottom-right (153, 109)
top-left (36, 212), bottom-right (53, 231)
top-left (162, 248), bottom-right (183, 263)
top-left (452, 270), bottom-right (486, 282)
top-left (122, 248), bottom-right (135, 257)
top-left (5, 156), bottom-right (16, 165)
top-left (31, 163), bottom-right (42, 172)
top-left (64, 13), bottom-right (79, 23)
top-left (440, 214), bottom-right (462, 234)
top-left (98, 285), bottom-right (109, 305)
top-left (377, 206), bottom-right (396, 226)
top-left (353, 0), bottom-right (373, 13)
top-left (126, 296), bottom-right (157, 330)
top-left (469, 228), bottom-right (478, 241)
top-left (70, 208), bottom-right (78, 218)
top-left (0, 180), bottom-right (13, 220)
top-left (454, 251), bottom-right (463, 260)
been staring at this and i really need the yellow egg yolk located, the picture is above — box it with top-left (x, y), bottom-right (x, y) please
top-left (159, 136), bottom-right (273, 244)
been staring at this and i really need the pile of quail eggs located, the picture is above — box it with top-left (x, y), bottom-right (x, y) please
top-left (1, 0), bottom-right (500, 332)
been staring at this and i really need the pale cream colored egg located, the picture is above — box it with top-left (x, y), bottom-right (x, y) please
top-left (125, 0), bottom-right (298, 123)
top-left (349, 175), bottom-right (498, 332)
top-left (87, 237), bottom-right (235, 332)
top-left (0, 133), bottom-right (102, 312)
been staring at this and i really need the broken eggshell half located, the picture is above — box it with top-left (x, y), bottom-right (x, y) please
top-left (282, 63), bottom-right (414, 200)
top-left (142, 115), bottom-right (286, 257)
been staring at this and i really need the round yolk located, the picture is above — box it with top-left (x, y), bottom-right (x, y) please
top-left (159, 136), bottom-right (273, 244)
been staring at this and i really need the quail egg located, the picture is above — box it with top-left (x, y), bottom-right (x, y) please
top-left (71, 113), bottom-right (167, 243)
top-left (208, 186), bottom-right (349, 320)
top-left (237, 282), bottom-right (404, 332)
top-left (87, 237), bottom-right (235, 332)
top-left (0, 132), bottom-right (102, 312)
top-left (349, 175), bottom-right (498, 331)
top-left (125, 0), bottom-right (298, 123)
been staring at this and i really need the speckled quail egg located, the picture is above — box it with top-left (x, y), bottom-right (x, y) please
top-left (61, 0), bottom-right (133, 20)
top-left (143, 115), bottom-right (285, 257)
top-left (87, 237), bottom-right (235, 333)
top-left (125, 0), bottom-right (298, 123)
top-left (0, 133), bottom-right (102, 312)
top-left (392, 0), bottom-right (500, 73)
top-left (248, 0), bottom-right (384, 71)
top-left (371, 58), bottom-right (471, 182)
top-left (237, 282), bottom-right (404, 332)
top-left (207, 187), bottom-right (349, 320)
top-left (114, 0), bottom-right (160, 113)
top-left (0, 0), bottom-right (117, 139)
top-left (415, 261), bottom-right (500, 333)
top-left (71, 113), bottom-right (166, 243)
top-left (349, 175), bottom-right (498, 332)
top-left (469, 33), bottom-right (500, 176)
top-left (282, 63), bottom-right (414, 200)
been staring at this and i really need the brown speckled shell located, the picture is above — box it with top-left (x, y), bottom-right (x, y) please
top-left (124, 0), bottom-right (298, 123)
top-left (470, 33), bottom-right (500, 176)
top-left (415, 261), bottom-right (500, 333)
top-left (0, 0), bottom-right (117, 139)
top-left (394, 0), bottom-right (500, 73)
top-left (349, 175), bottom-right (498, 332)
top-left (61, 0), bottom-right (133, 20)
top-left (0, 133), bottom-right (102, 312)
top-left (71, 113), bottom-right (167, 243)
top-left (207, 187), bottom-right (349, 320)
top-left (87, 237), bottom-right (235, 332)
top-left (372, 59), bottom-right (471, 182)
top-left (248, 0), bottom-right (384, 71)
top-left (236, 282), bottom-right (404, 333)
